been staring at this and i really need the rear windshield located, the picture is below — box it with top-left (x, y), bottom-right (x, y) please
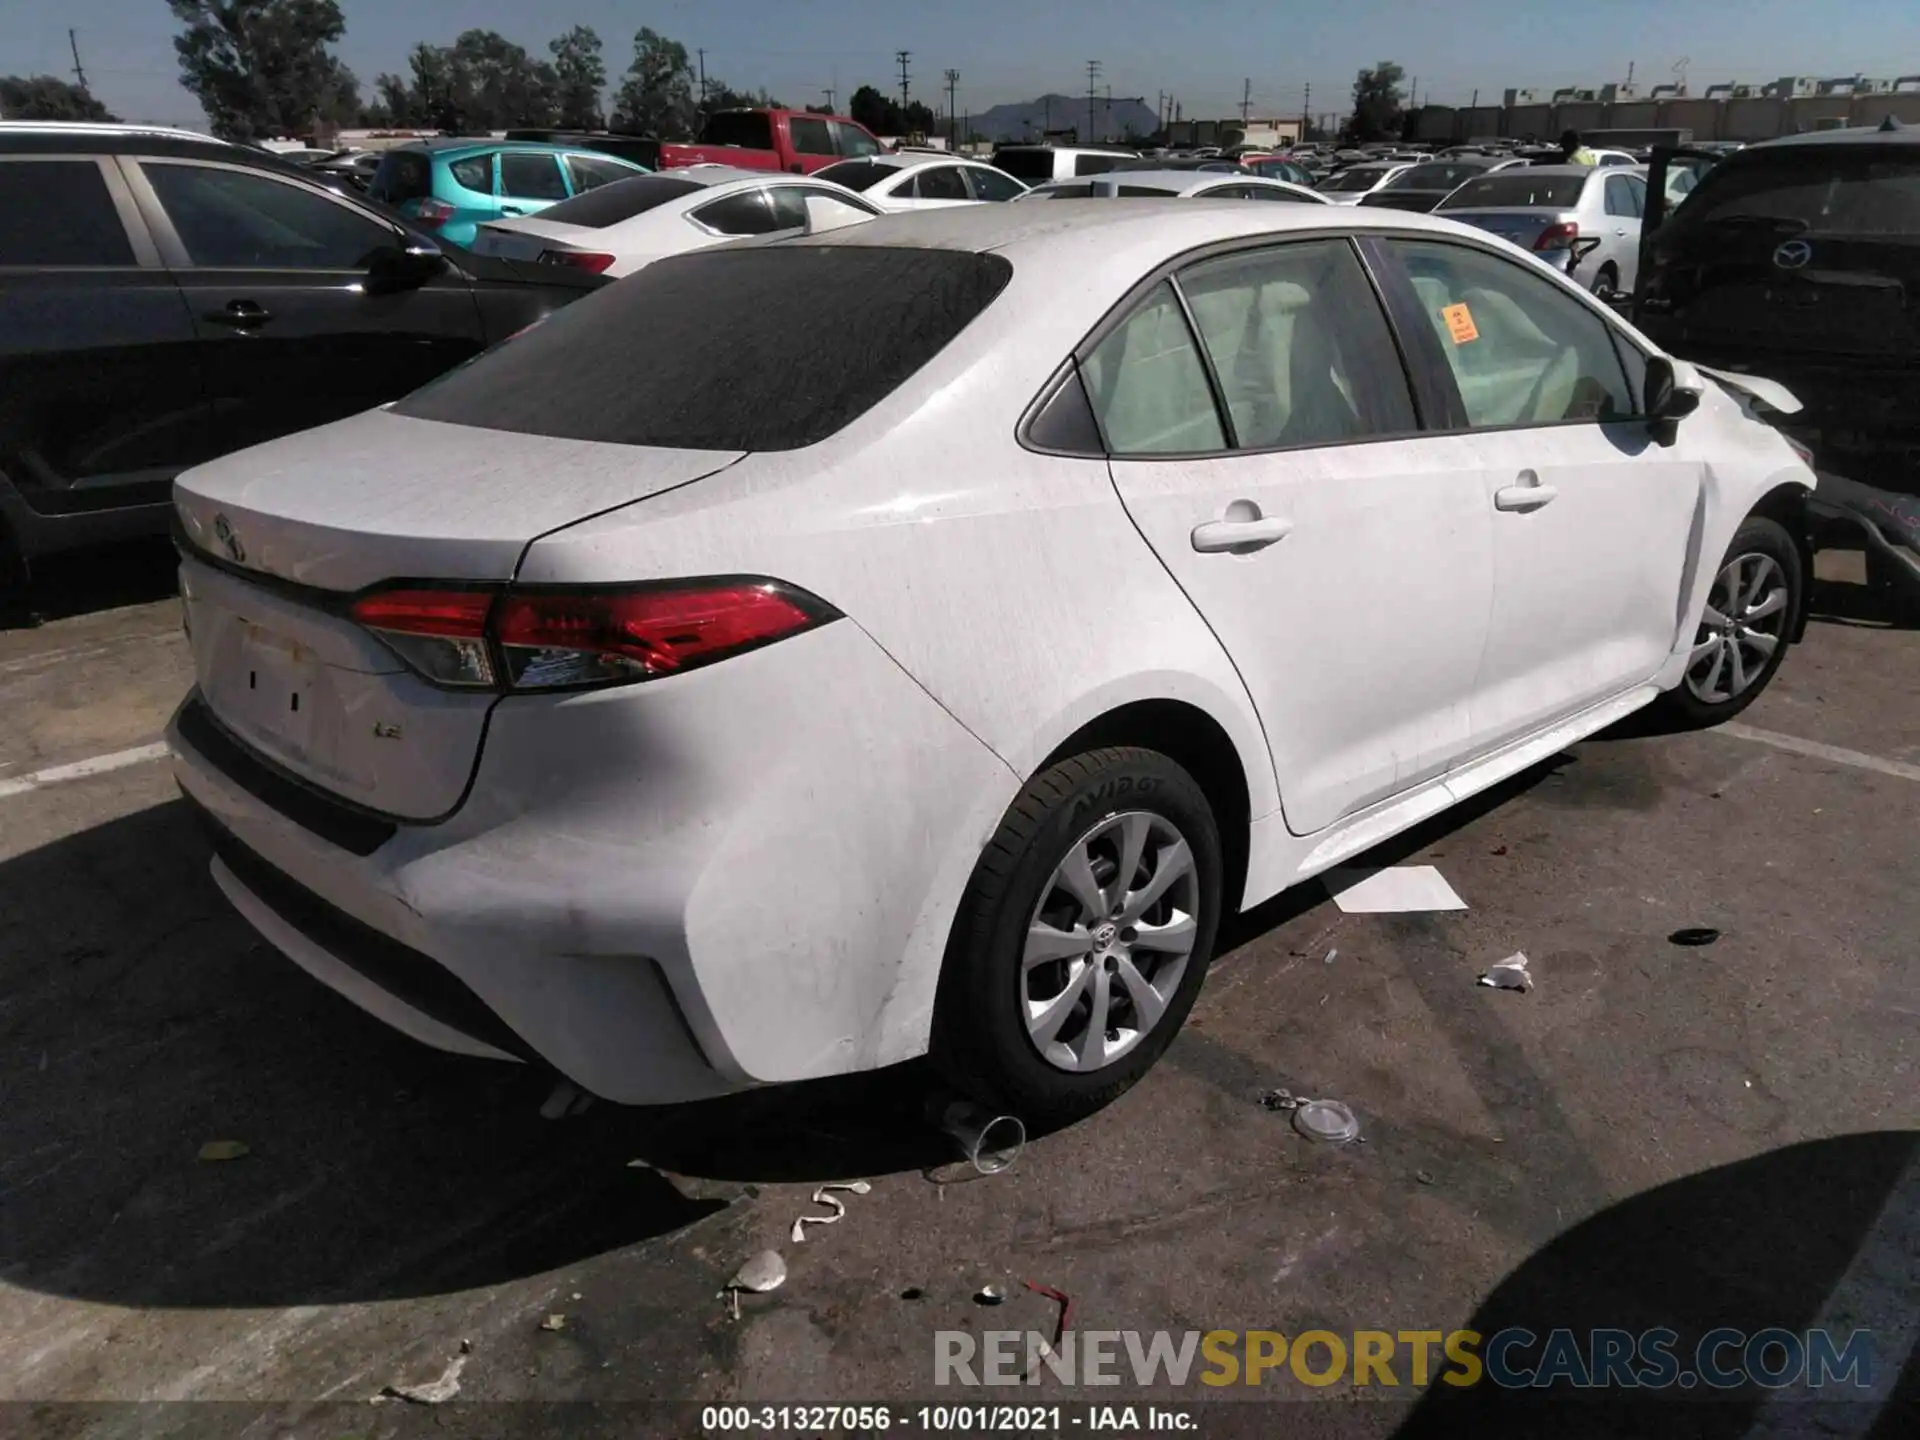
top-left (1671, 146), bottom-right (1920, 237)
top-left (1440, 174), bottom-right (1586, 209)
top-left (1321, 168), bottom-right (1391, 192)
top-left (703, 112), bottom-right (775, 150)
top-left (535, 175), bottom-right (706, 228)
top-left (993, 149), bottom-right (1057, 181)
top-left (370, 150), bottom-right (433, 204)
top-left (394, 246), bottom-right (1014, 450)
top-left (1387, 162), bottom-right (1485, 191)
top-left (814, 160), bottom-right (892, 192)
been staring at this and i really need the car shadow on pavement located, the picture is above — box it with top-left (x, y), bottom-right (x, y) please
top-left (2, 539), bottom-right (180, 630)
top-left (1392, 1130), bottom-right (1919, 1439)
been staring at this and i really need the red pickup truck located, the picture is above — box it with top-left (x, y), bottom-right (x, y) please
top-left (651, 108), bottom-right (886, 175)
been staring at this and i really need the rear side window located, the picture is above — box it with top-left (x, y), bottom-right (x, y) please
top-left (370, 150), bottom-right (433, 203)
top-left (500, 152), bottom-right (568, 200)
top-left (447, 155), bottom-right (494, 193)
top-left (914, 166), bottom-right (970, 200)
top-left (1082, 283), bottom-right (1225, 454)
top-left (1674, 147), bottom-right (1920, 237)
top-left (789, 117), bottom-right (835, 156)
top-left (966, 166), bottom-right (1025, 202)
top-left (1074, 153), bottom-right (1122, 177)
top-left (691, 190), bottom-right (777, 235)
top-left (567, 154), bottom-right (640, 191)
top-left (815, 160), bottom-right (890, 192)
top-left (395, 247), bottom-right (1014, 450)
top-left (0, 160), bottom-right (134, 266)
top-left (705, 112), bottom-right (775, 150)
top-left (1604, 175), bottom-right (1640, 217)
top-left (538, 175), bottom-right (705, 228)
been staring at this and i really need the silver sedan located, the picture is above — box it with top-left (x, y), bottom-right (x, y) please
top-left (1435, 164), bottom-right (1650, 301)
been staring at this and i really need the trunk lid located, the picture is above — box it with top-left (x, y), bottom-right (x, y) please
top-left (469, 217), bottom-right (595, 263)
top-left (1359, 190), bottom-right (1446, 214)
top-left (1439, 206), bottom-right (1577, 251)
top-left (174, 410), bottom-right (743, 820)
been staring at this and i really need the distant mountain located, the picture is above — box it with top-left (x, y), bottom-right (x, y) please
top-left (968, 93), bottom-right (1161, 144)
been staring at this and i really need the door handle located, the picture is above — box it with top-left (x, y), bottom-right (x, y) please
top-left (203, 300), bottom-right (271, 330)
top-left (1614, 227), bottom-right (1629, 236)
top-left (1191, 515), bottom-right (1294, 552)
top-left (498, 206), bottom-right (526, 215)
top-left (1494, 472), bottom-right (1559, 512)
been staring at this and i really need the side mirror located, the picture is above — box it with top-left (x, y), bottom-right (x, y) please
top-left (366, 241), bottom-right (447, 294)
top-left (1644, 355), bottom-right (1701, 421)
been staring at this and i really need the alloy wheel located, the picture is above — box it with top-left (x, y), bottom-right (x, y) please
top-left (1686, 551), bottom-right (1790, 704)
top-left (1022, 810), bottom-right (1199, 1073)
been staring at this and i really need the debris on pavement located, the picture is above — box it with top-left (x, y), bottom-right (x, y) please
top-left (1291, 1099), bottom-right (1362, 1144)
top-left (974, 1284), bottom-right (1006, 1306)
top-left (1324, 948), bottom-right (1338, 965)
top-left (1416, 1169), bottom-right (1435, 1185)
top-left (936, 1099), bottom-right (1026, 1175)
top-left (377, 1352), bottom-right (467, 1406)
top-left (1023, 1280), bottom-right (1073, 1349)
top-left (1324, 864), bottom-right (1467, 914)
top-left (538, 1314), bottom-right (566, 1333)
top-left (1669, 927), bottom-right (1722, 947)
top-left (724, 1249), bottom-right (788, 1319)
top-left (1259, 1088), bottom-right (1300, 1112)
top-left (790, 1180), bottom-right (872, 1243)
top-left (197, 1140), bottom-right (249, 1162)
top-left (538, 1080), bottom-right (594, 1119)
top-left (1477, 952), bottom-right (1533, 992)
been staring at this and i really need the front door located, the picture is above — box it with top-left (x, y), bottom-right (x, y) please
top-left (1092, 238), bottom-right (1496, 835)
top-left (1381, 237), bottom-right (1703, 754)
top-left (127, 158), bottom-right (487, 458)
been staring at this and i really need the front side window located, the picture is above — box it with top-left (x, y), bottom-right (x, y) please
top-left (789, 117), bottom-right (835, 156)
top-left (831, 122), bottom-right (882, 158)
top-left (1390, 239), bottom-right (1635, 428)
top-left (144, 164), bottom-right (395, 269)
top-left (966, 165), bottom-right (1025, 201)
top-left (499, 152), bottom-right (569, 201)
top-left (1178, 241), bottom-right (1415, 449)
top-left (1082, 282), bottom-right (1226, 455)
top-left (913, 166), bottom-right (971, 201)
top-left (0, 159), bottom-right (134, 266)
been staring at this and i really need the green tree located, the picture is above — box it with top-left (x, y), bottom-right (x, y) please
top-left (549, 26), bottom-right (604, 129)
top-left (611, 27), bottom-right (694, 138)
top-left (1346, 60), bottom-right (1405, 143)
top-left (370, 71), bottom-right (412, 126)
top-left (848, 83), bottom-right (898, 136)
top-left (168, 0), bottom-right (360, 140)
top-left (0, 75), bottom-right (118, 121)
top-left (448, 29), bottom-right (557, 129)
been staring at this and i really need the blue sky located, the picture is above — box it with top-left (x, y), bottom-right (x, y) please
top-left (5, 0), bottom-right (1920, 129)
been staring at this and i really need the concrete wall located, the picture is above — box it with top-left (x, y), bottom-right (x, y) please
top-left (1415, 105), bottom-right (1457, 141)
top-left (1370, 88), bottom-right (1920, 147)
top-left (1660, 98), bottom-right (1724, 140)
top-left (1556, 101), bottom-right (1607, 134)
top-left (1609, 100), bottom-right (1660, 131)
top-left (1460, 106), bottom-right (1504, 140)
top-left (1509, 103), bottom-right (1552, 139)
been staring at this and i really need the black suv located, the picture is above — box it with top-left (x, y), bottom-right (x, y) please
top-left (0, 122), bottom-right (607, 601)
top-left (1637, 121), bottom-right (1920, 490)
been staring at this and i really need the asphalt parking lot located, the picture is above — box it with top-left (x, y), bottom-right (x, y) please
top-left (1, 543), bottom-right (1914, 1438)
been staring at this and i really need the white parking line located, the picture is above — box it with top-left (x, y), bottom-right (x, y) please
top-left (1720, 723), bottom-right (1920, 783)
top-left (0, 742), bottom-right (171, 800)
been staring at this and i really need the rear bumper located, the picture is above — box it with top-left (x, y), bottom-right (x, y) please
top-left (168, 618), bottom-right (1019, 1103)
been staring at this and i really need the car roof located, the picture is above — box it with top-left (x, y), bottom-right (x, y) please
top-left (1748, 121), bottom-right (1920, 150)
top-left (396, 137), bottom-right (595, 157)
top-left (0, 120), bottom-right (239, 157)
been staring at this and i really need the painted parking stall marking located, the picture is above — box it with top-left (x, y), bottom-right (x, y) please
top-left (0, 742), bottom-right (170, 801)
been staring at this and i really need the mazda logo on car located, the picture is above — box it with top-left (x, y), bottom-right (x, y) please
top-left (212, 513), bottom-right (246, 564)
top-left (1773, 240), bottom-right (1813, 270)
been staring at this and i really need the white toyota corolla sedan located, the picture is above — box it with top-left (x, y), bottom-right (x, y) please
top-left (167, 202), bottom-right (1814, 1124)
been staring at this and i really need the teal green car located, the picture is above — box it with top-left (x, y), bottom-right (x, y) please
top-left (368, 140), bottom-right (650, 246)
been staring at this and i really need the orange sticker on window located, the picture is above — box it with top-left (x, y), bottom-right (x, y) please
top-left (1441, 302), bottom-right (1479, 344)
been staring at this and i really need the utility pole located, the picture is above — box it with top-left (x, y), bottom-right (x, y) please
top-left (1301, 82), bottom-right (1310, 141)
top-left (696, 48), bottom-right (708, 113)
top-left (945, 69), bottom-right (960, 148)
top-left (1411, 75), bottom-right (1419, 108)
top-left (1240, 77), bottom-right (1252, 125)
top-left (1085, 59), bottom-right (1102, 143)
top-left (896, 50), bottom-right (912, 110)
top-left (823, 87), bottom-right (836, 112)
top-left (68, 28), bottom-right (88, 91)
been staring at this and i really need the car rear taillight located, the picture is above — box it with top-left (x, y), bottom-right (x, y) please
top-left (537, 249), bottom-right (617, 274)
top-left (411, 198), bottom-right (456, 229)
top-left (350, 580), bottom-right (838, 692)
top-left (1533, 221), bottom-right (1580, 251)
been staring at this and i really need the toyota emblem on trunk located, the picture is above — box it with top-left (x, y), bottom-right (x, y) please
top-left (212, 513), bottom-right (245, 563)
top-left (1773, 239), bottom-right (1812, 270)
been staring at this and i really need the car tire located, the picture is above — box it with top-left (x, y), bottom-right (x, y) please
top-left (1590, 263), bottom-right (1619, 300)
top-left (933, 746), bottom-right (1223, 1128)
top-left (0, 523), bottom-right (34, 629)
top-left (1655, 514), bottom-right (1802, 728)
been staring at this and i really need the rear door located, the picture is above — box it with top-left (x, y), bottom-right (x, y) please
top-left (1380, 237), bottom-right (1702, 753)
top-left (786, 115), bottom-right (839, 174)
top-left (497, 150), bottom-right (571, 215)
top-left (563, 153), bottom-right (640, 193)
top-left (1599, 172), bottom-right (1645, 291)
top-left (0, 153), bottom-right (208, 540)
top-left (1093, 238), bottom-right (1496, 835)
top-left (126, 157), bottom-right (486, 458)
